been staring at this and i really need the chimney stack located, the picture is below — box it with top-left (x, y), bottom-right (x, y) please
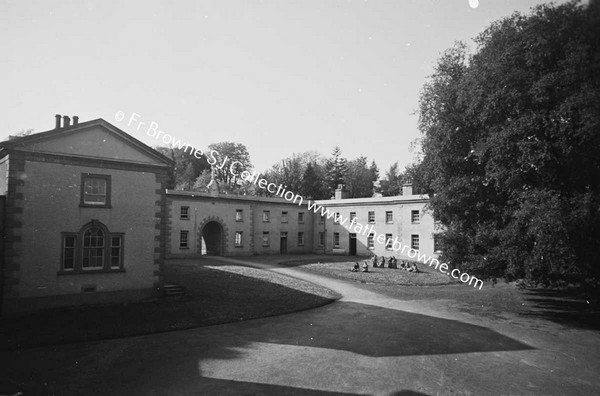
top-left (63, 115), bottom-right (71, 127)
top-left (334, 184), bottom-right (349, 200)
top-left (55, 114), bottom-right (62, 129)
top-left (402, 180), bottom-right (413, 196)
top-left (73, 116), bottom-right (79, 125)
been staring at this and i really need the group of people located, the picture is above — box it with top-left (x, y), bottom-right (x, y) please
top-left (350, 262), bottom-right (370, 272)
top-left (371, 255), bottom-right (419, 272)
top-left (349, 256), bottom-right (419, 273)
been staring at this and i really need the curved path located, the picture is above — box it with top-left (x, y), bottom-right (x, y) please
top-left (2, 256), bottom-right (600, 395)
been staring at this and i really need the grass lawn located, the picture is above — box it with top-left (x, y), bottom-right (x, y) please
top-left (0, 259), bottom-right (338, 351)
top-left (284, 259), bottom-right (459, 286)
top-left (280, 257), bottom-right (600, 330)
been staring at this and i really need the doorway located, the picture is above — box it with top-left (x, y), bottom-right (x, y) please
top-left (349, 233), bottom-right (357, 255)
top-left (201, 221), bottom-right (224, 256)
top-left (280, 232), bottom-right (288, 254)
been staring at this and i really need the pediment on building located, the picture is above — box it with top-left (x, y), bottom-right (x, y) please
top-left (1, 118), bottom-right (172, 166)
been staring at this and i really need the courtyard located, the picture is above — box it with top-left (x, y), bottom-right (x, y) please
top-left (1, 255), bottom-right (599, 395)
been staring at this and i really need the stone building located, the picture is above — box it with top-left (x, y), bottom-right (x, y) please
top-left (0, 115), bottom-right (172, 313)
top-left (0, 115), bottom-right (437, 313)
top-left (167, 184), bottom-right (438, 260)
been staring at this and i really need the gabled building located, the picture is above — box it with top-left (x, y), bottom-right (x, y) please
top-left (0, 115), bottom-right (173, 313)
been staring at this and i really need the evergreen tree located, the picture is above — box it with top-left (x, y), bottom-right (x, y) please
top-left (300, 162), bottom-right (327, 200)
top-left (324, 146), bottom-right (349, 197)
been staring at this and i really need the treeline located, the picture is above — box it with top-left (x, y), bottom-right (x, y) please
top-left (156, 144), bottom-right (419, 199)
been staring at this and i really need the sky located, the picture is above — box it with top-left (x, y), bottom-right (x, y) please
top-left (0, 0), bottom-right (572, 174)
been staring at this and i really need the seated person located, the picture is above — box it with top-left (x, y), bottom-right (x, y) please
top-left (362, 262), bottom-right (369, 272)
top-left (351, 262), bottom-right (360, 272)
top-left (392, 257), bottom-right (398, 268)
top-left (411, 263), bottom-right (419, 272)
top-left (380, 256), bottom-right (386, 268)
top-left (372, 255), bottom-right (379, 267)
top-left (388, 256), bottom-right (395, 268)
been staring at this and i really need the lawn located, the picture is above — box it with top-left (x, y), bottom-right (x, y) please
top-left (283, 259), bottom-right (459, 286)
top-left (0, 259), bottom-right (338, 351)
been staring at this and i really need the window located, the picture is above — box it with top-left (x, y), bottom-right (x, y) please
top-left (350, 212), bottom-right (356, 222)
top-left (320, 214), bottom-right (325, 223)
top-left (110, 236), bottom-right (123, 269)
top-left (262, 232), bottom-right (270, 247)
top-left (368, 233), bottom-right (374, 249)
top-left (368, 211), bottom-right (375, 223)
top-left (318, 232), bottom-right (324, 247)
top-left (385, 234), bottom-right (393, 250)
top-left (282, 211), bottom-right (288, 223)
top-left (411, 210), bottom-right (420, 223)
top-left (386, 211), bottom-right (393, 223)
top-left (236, 209), bottom-right (243, 222)
top-left (298, 212), bottom-right (305, 223)
top-left (235, 231), bottom-right (243, 247)
top-left (263, 211), bottom-right (270, 222)
top-left (333, 232), bottom-right (340, 248)
top-left (62, 235), bottom-right (76, 270)
top-left (61, 221), bottom-right (124, 273)
top-left (82, 227), bottom-right (104, 269)
top-left (81, 174), bottom-right (111, 207)
top-left (298, 232), bottom-right (305, 246)
top-left (411, 234), bottom-right (420, 250)
top-left (180, 206), bottom-right (189, 220)
top-left (180, 230), bottom-right (189, 248)
top-left (334, 212), bottom-right (341, 224)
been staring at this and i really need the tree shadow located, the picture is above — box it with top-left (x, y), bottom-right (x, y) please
top-left (521, 288), bottom-right (600, 330)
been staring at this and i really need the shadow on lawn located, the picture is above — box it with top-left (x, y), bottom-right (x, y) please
top-left (521, 288), bottom-right (600, 330)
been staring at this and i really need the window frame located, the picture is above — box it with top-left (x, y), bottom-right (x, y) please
top-left (235, 209), bottom-right (243, 222)
top-left (333, 232), bottom-right (340, 248)
top-left (59, 222), bottom-right (125, 274)
top-left (262, 231), bottom-right (270, 247)
top-left (281, 211), bottom-right (288, 223)
top-left (263, 211), bottom-right (270, 223)
top-left (179, 230), bottom-right (189, 249)
top-left (180, 206), bottom-right (190, 220)
top-left (80, 174), bottom-right (111, 208)
top-left (318, 232), bottom-right (325, 247)
top-left (411, 234), bottom-right (420, 250)
top-left (298, 232), bottom-right (305, 246)
top-left (368, 211), bottom-right (375, 223)
top-left (385, 234), bottom-right (393, 250)
top-left (368, 233), bottom-right (375, 249)
top-left (298, 212), bottom-right (305, 224)
top-left (386, 211), bottom-right (393, 224)
top-left (411, 210), bottom-right (420, 223)
top-left (235, 231), bottom-right (243, 247)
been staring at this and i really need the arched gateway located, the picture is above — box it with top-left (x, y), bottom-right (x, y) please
top-left (200, 219), bottom-right (226, 256)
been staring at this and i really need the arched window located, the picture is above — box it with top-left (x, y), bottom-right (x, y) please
top-left (60, 221), bottom-right (124, 273)
top-left (82, 227), bottom-right (105, 269)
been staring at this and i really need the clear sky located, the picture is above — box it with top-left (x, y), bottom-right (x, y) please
top-left (0, 0), bottom-right (571, 174)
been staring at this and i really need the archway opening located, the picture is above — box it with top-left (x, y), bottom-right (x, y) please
top-left (201, 221), bottom-right (224, 256)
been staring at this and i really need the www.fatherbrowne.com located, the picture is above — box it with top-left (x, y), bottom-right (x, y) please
top-left (116, 110), bottom-right (482, 290)
top-left (236, 168), bottom-right (483, 290)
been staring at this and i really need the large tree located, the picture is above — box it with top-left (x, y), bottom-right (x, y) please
top-left (345, 156), bottom-right (378, 198)
top-left (207, 142), bottom-right (252, 188)
top-left (154, 146), bottom-right (210, 190)
top-left (416, 1), bottom-right (600, 288)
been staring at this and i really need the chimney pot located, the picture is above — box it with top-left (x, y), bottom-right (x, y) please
top-left (55, 114), bottom-right (62, 129)
top-left (63, 115), bottom-right (71, 127)
top-left (73, 116), bottom-right (79, 125)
